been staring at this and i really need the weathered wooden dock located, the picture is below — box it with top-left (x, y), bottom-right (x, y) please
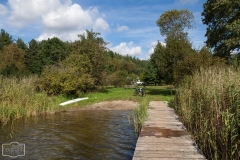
top-left (133, 101), bottom-right (207, 160)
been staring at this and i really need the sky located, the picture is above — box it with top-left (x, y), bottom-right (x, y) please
top-left (0, 0), bottom-right (207, 59)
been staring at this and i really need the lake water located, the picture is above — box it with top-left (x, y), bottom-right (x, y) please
top-left (0, 110), bottom-right (137, 159)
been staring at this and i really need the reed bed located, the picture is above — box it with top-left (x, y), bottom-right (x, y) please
top-left (174, 67), bottom-right (240, 160)
top-left (0, 76), bottom-right (60, 126)
top-left (130, 99), bottom-right (149, 133)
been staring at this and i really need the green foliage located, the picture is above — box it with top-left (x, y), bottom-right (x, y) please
top-left (25, 39), bottom-right (43, 75)
top-left (0, 64), bottom-right (19, 77)
top-left (115, 70), bottom-right (128, 87)
top-left (174, 67), bottom-right (240, 160)
top-left (150, 42), bottom-right (166, 84)
top-left (16, 38), bottom-right (27, 51)
top-left (173, 46), bottom-right (225, 85)
top-left (156, 9), bottom-right (195, 38)
top-left (0, 44), bottom-right (26, 77)
top-left (104, 51), bottom-right (147, 87)
top-left (105, 70), bottom-right (130, 87)
top-left (166, 34), bottom-right (193, 84)
top-left (228, 53), bottom-right (240, 69)
top-left (25, 37), bottom-right (68, 75)
top-left (143, 61), bottom-right (157, 85)
top-left (154, 10), bottom-right (195, 85)
top-left (0, 29), bottom-right (13, 51)
top-left (40, 37), bottom-right (68, 66)
top-left (151, 35), bottom-right (194, 85)
top-left (0, 27), bottom-right (147, 90)
top-left (74, 30), bottom-right (108, 86)
top-left (105, 50), bottom-right (146, 75)
top-left (202, 0), bottom-right (240, 59)
top-left (37, 54), bottom-right (95, 96)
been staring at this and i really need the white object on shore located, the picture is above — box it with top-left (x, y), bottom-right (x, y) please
top-left (60, 97), bottom-right (89, 106)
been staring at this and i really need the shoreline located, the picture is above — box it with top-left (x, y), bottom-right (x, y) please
top-left (66, 100), bottom-right (139, 112)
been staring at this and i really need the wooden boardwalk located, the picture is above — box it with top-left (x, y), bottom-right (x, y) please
top-left (133, 101), bottom-right (207, 160)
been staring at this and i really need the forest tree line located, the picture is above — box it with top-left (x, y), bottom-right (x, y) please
top-left (0, 29), bottom-right (148, 96)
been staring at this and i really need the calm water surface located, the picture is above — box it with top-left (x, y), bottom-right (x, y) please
top-left (0, 110), bottom-right (137, 160)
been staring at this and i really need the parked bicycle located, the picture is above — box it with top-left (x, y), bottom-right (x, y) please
top-left (133, 86), bottom-right (145, 97)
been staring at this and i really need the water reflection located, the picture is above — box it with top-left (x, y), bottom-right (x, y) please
top-left (0, 110), bottom-right (137, 160)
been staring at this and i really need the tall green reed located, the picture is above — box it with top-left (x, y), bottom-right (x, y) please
top-left (0, 76), bottom-right (59, 127)
top-left (130, 99), bottom-right (149, 133)
top-left (174, 67), bottom-right (240, 160)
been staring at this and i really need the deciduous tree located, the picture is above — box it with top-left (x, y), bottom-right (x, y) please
top-left (156, 9), bottom-right (195, 38)
top-left (202, 0), bottom-right (240, 58)
top-left (155, 9), bottom-right (195, 84)
top-left (74, 30), bottom-right (108, 86)
top-left (0, 44), bottom-right (25, 76)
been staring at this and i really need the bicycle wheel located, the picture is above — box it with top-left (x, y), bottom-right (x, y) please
top-left (142, 89), bottom-right (146, 97)
top-left (133, 89), bottom-right (138, 96)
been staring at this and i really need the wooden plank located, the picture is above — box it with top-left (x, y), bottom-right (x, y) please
top-left (134, 151), bottom-right (205, 158)
top-left (133, 157), bottom-right (206, 160)
top-left (133, 101), bottom-right (207, 160)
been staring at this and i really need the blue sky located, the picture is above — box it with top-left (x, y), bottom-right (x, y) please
top-left (0, 0), bottom-right (207, 59)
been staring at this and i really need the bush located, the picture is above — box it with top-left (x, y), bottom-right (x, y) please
top-left (37, 54), bottom-right (95, 96)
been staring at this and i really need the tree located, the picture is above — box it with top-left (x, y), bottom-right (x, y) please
top-left (156, 9), bottom-right (195, 38)
top-left (0, 29), bottom-right (13, 51)
top-left (74, 30), bottom-right (108, 86)
top-left (16, 38), bottom-right (27, 51)
top-left (0, 44), bottom-right (26, 76)
top-left (25, 39), bottom-right (43, 75)
top-left (150, 42), bottom-right (166, 84)
top-left (173, 46), bottom-right (225, 86)
top-left (143, 62), bottom-right (157, 85)
top-left (202, 0), bottom-right (240, 59)
top-left (166, 33), bottom-right (194, 83)
top-left (39, 37), bottom-right (68, 66)
top-left (155, 9), bottom-right (195, 84)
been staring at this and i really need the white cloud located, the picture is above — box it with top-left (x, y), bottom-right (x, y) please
top-left (5, 0), bottom-right (109, 41)
top-left (110, 41), bottom-right (142, 56)
top-left (7, 0), bottom-right (63, 27)
top-left (93, 18), bottom-right (110, 31)
top-left (0, 4), bottom-right (8, 16)
top-left (42, 4), bottom-right (92, 31)
top-left (175, 0), bottom-right (199, 5)
top-left (116, 24), bottom-right (129, 32)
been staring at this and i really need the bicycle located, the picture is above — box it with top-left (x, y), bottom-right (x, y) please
top-left (133, 87), bottom-right (146, 97)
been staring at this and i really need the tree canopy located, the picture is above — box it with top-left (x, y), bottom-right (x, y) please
top-left (154, 9), bottom-right (195, 84)
top-left (202, 0), bottom-right (240, 59)
top-left (156, 9), bottom-right (195, 38)
top-left (0, 29), bottom-right (13, 51)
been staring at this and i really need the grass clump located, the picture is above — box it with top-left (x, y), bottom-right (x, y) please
top-left (130, 99), bottom-right (149, 133)
top-left (0, 76), bottom-right (62, 126)
top-left (174, 67), bottom-right (240, 160)
top-left (128, 85), bottom-right (174, 133)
